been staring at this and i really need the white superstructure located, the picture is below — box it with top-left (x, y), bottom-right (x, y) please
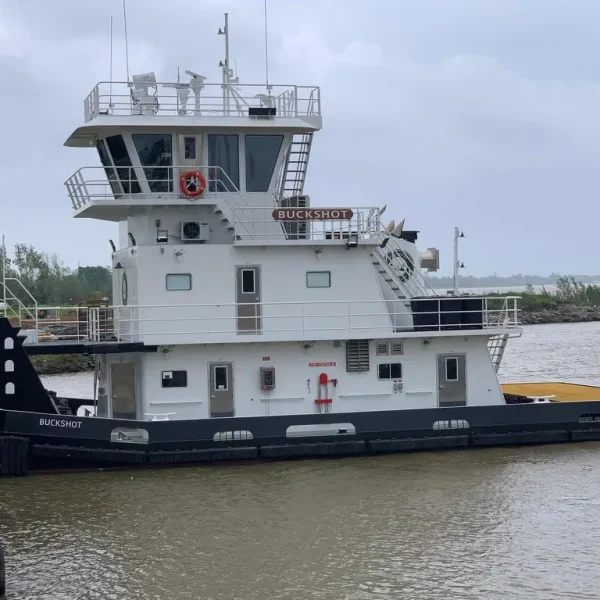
top-left (8, 14), bottom-right (522, 422)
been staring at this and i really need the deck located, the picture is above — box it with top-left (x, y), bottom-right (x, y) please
top-left (502, 382), bottom-right (600, 402)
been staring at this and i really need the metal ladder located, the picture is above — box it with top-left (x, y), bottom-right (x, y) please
top-left (280, 132), bottom-right (313, 199)
top-left (488, 333), bottom-right (509, 372)
top-left (487, 299), bottom-right (510, 372)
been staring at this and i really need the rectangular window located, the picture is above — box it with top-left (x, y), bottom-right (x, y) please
top-left (378, 363), bottom-right (402, 380)
top-left (245, 135), bottom-right (284, 192)
top-left (241, 269), bottom-right (256, 294)
top-left (166, 273), bottom-right (192, 291)
top-left (105, 135), bottom-right (141, 194)
top-left (346, 340), bottom-right (370, 372)
top-left (445, 357), bottom-right (459, 381)
top-left (306, 271), bottom-right (331, 288)
top-left (162, 370), bottom-right (188, 388)
top-left (184, 136), bottom-right (196, 160)
top-left (214, 365), bottom-right (228, 390)
top-left (208, 134), bottom-right (239, 191)
top-left (132, 133), bottom-right (173, 193)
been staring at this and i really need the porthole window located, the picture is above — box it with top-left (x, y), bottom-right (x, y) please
top-left (5, 382), bottom-right (15, 395)
top-left (4, 337), bottom-right (14, 350)
top-left (4, 360), bottom-right (14, 372)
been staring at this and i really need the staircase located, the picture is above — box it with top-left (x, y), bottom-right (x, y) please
top-left (372, 234), bottom-right (436, 299)
top-left (0, 278), bottom-right (38, 338)
top-left (488, 333), bottom-right (509, 372)
top-left (279, 132), bottom-right (313, 199)
top-left (486, 298), bottom-right (511, 372)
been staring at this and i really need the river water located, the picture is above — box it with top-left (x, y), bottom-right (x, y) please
top-left (2, 322), bottom-right (600, 599)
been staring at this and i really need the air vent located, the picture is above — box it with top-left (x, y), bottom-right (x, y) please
top-left (391, 341), bottom-right (404, 355)
top-left (376, 342), bottom-right (389, 356)
top-left (181, 221), bottom-right (210, 242)
top-left (346, 340), bottom-right (370, 372)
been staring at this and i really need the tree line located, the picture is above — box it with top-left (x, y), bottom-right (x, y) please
top-left (428, 272), bottom-right (600, 289)
top-left (1, 243), bottom-right (111, 306)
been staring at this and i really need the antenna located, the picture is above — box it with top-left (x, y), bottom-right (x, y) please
top-left (218, 13), bottom-right (230, 114)
top-left (109, 15), bottom-right (114, 108)
top-left (123, 0), bottom-right (130, 82)
top-left (264, 0), bottom-right (270, 89)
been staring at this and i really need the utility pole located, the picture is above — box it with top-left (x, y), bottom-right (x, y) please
top-left (453, 227), bottom-right (465, 296)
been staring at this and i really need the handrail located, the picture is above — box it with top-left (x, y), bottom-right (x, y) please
top-left (84, 81), bottom-right (322, 121)
top-left (64, 165), bottom-right (257, 238)
top-left (14, 297), bottom-right (521, 345)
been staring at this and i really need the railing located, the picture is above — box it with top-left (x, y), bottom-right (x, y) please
top-left (0, 278), bottom-right (38, 334)
top-left (17, 297), bottom-right (521, 345)
top-left (375, 233), bottom-right (436, 298)
top-left (232, 207), bottom-right (382, 242)
top-left (65, 165), bottom-right (256, 238)
top-left (84, 82), bottom-right (321, 122)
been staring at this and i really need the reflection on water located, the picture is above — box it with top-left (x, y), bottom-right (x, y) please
top-left (3, 322), bottom-right (600, 599)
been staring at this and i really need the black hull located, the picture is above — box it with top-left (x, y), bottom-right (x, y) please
top-left (2, 401), bottom-right (600, 476)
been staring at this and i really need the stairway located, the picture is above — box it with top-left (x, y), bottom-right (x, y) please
top-left (372, 235), bottom-right (436, 299)
top-left (488, 333), bottom-right (509, 372)
top-left (279, 132), bottom-right (313, 199)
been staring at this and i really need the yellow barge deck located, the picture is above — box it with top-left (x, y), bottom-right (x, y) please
top-left (502, 382), bottom-right (600, 402)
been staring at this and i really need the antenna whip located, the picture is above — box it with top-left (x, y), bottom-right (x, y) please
top-left (123, 0), bottom-right (130, 82)
top-left (264, 0), bottom-right (269, 88)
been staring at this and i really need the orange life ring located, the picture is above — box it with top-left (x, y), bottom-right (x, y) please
top-left (180, 170), bottom-right (207, 198)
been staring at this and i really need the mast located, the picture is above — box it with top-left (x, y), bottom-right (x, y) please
top-left (219, 13), bottom-right (230, 115)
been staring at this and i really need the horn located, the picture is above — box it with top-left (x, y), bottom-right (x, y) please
top-left (379, 204), bottom-right (387, 217)
top-left (386, 220), bottom-right (395, 233)
top-left (391, 218), bottom-right (405, 238)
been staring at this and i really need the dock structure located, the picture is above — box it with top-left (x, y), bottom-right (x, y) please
top-left (502, 382), bottom-right (600, 403)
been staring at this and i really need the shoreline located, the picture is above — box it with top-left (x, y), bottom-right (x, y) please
top-left (30, 305), bottom-right (599, 376)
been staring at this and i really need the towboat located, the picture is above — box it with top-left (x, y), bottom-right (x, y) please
top-left (2, 13), bottom-right (600, 475)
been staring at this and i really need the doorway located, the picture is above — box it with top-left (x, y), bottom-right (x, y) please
top-left (110, 362), bottom-right (136, 419)
top-left (437, 354), bottom-right (467, 407)
top-left (209, 362), bottom-right (234, 417)
top-left (236, 266), bottom-right (262, 333)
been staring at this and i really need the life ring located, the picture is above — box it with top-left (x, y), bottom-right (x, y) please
top-left (180, 170), bottom-right (207, 198)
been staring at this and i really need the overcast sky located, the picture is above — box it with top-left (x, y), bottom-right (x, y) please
top-left (2, 0), bottom-right (600, 276)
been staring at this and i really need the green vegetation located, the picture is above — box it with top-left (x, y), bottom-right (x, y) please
top-left (487, 276), bottom-right (600, 311)
top-left (1, 243), bottom-right (111, 305)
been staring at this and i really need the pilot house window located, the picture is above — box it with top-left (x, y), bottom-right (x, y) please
top-left (208, 134), bottom-right (239, 191)
top-left (105, 135), bottom-right (141, 194)
top-left (132, 134), bottom-right (173, 193)
top-left (306, 271), bottom-right (331, 288)
top-left (245, 135), bottom-right (283, 192)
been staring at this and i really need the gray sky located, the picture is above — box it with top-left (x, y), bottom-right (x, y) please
top-left (2, 0), bottom-right (600, 276)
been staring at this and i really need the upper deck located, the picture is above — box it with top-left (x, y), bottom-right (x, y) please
top-left (66, 79), bottom-right (322, 147)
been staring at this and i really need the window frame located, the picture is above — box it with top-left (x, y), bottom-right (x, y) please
top-left (445, 357), bottom-right (459, 382)
top-left (378, 362), bottom-right (403, 380)
top-left (131, 133), bottom-right (173, 193)
top-left (213, 365), bottom-right (229, 391)
top-left (162, 370), bottom-right (188, 388)
top-left (208, 134), bottom-right (240, 191)
top-left (166, 273), bottom-right (192, 291)
top-left (184, 136), bottom-right (197, 160)
top-left (244, 134), bottom-right (284, 193)
top-left (241, 269), bottom-right (256, 294)
top-left (306, 271), bottom-right (331, 288)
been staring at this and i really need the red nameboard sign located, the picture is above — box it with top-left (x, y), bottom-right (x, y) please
top-left (273, 208), bottom-right (354, 221)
